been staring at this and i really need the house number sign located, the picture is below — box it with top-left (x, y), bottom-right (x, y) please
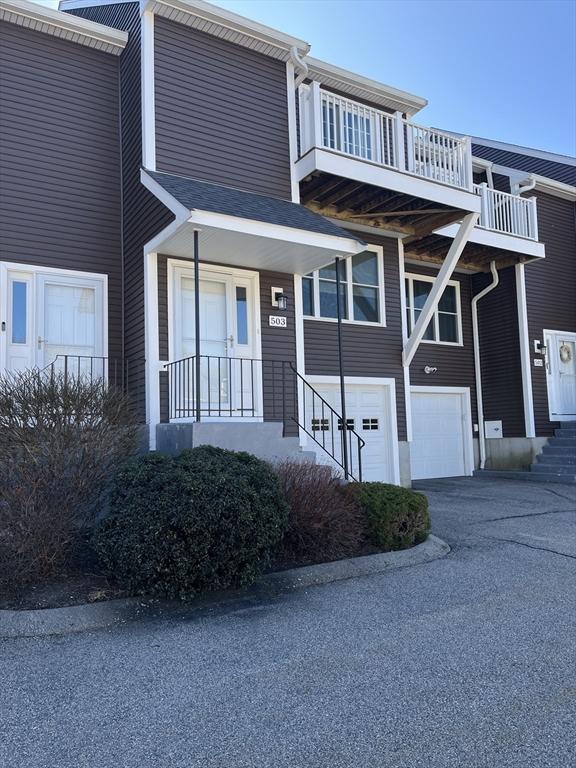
top-left (269, 315), bottom-right (287, 328)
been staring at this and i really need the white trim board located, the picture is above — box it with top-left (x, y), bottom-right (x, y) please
top-left (305, 374), bottom-right (401, 485)
top-left (515, 264), bottom-right (535, 437)
top-left (410, 385), bottom-right (475, 477)
top-left (3, 0), bottom-right (128, 54)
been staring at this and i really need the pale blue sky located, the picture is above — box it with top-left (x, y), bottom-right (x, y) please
top-left (38, 0), bottom-right (576, 156)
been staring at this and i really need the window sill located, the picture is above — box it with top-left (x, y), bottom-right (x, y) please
top-left (418, 339), bottom-right (464, 348)
top-left (303, 315), bottom-right (387, 329)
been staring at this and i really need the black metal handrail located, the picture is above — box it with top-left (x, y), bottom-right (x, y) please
top-left (163, 354), bottom-right (365, 481)
top-left (44, 355), bottom-right (144, 389)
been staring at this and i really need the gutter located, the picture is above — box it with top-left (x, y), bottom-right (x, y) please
top-left (471, 260), bottom-right (499, 470)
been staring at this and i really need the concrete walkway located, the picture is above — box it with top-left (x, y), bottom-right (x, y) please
top-left (2, 477), bottom-right (575, 768)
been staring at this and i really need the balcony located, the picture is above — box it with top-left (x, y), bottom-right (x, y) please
top-left (298, 83), bottom-right (474, 190)
top-left (474, 183), bottom-right (539, 241)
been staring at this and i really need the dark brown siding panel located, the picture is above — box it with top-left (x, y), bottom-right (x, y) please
top-left (0, 21), bottom-right (122, 358)
top-left (472, 266), bottom-right (525, 437)
top-left (408, 266), bottom-right (478, 431)
top-left (525, 192), bottom-right (576, 435)
top-left (69, 3), bottom-right (174, 417)
top-left (157, 254), bottom-right (169, 361)
top-left (154, 17), bottom-right (291, 200)
top-left (304, 238), bottom-right (407, 441)
top-left (472, 144), bottom-right (576, 186)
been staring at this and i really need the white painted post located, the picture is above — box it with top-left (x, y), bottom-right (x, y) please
top-left (479, 182), bottom-right (489, 228)
top-left (529, 196), bottom-right (539, 241)
top-left (310, 80), bottom-right (323, 151)
top-left (463, 136), bottom-right (473, 190)
top-left (393, 111), bottom-right (405, 170)
top-left (297, 84), bottom-right (311, 155)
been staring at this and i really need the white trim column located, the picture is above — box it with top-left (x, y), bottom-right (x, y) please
top-left (286, 61), bottom-right (300, 203)
top-left (397, 238), bottom-right (412, 442)
top-left (144, 250), bottom-right (161, 448)
top-left (515, 263), bottom-right (536, 437)
top-left (141, 8), bottom-right (156, 171)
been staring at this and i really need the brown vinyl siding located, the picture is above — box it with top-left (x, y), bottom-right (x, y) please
top-left (472, 144), bottom-right (576, 187)
top-left (154, 17), bottom-right (292, 200)
top-left (408, 265), bottom-right (478, 432)
top-left (0, 21), bottom-right (122, 358)
top-left (472, 266), bottom-right (525, 437)
top-left (304, 237), bottom-right (407, 441)
top-left (524, 191), bottom-right (576, 435)
top-left (69, 3), bottom-right (174, 416)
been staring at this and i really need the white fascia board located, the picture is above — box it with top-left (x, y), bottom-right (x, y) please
top-left (472, 156), bottom-right (493, 170)
top-left (142, 0), bottom-right (309, 60)
top-left (296, 149), bottom-right (481, 213)
top-left (4, 0), bottom-right (128, 53)
top-left (305, 57), bottom-right (427, 117)
top-left (187, 209), bottom-right (364, 255)
top-left (435, 222), bottom-right (546, 259)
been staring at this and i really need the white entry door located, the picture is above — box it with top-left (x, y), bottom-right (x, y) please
top-left (0, 264), bottom-right (106, 375)
top-left (304, 380), bottom-right (397, 482)
top-left (172, 265), bottom-right (260, 417)
top-left (411, 388), bottom-right (473, 479)
top-left (545, 331), bottom-right (576, 421)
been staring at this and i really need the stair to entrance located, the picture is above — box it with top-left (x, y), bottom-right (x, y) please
top-left (156, 421), bottom-right (317, 465)
top-left (475, 423), bottom-right (576, 484)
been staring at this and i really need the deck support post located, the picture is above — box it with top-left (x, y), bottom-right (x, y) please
top-left (194, 229), bottom-right (201, 422)
top-left (403, 212), bottom-right (478, 367)
top-left (335, 256), bottom-right (349, 480)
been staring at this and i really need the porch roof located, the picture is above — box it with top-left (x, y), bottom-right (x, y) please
top-left (142, 170), bottom-right (365, 273)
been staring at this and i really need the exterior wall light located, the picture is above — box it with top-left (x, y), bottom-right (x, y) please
top-left (271, 287), bottom-right (287, 310)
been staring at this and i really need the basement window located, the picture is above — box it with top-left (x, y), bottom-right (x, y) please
top-left (405, 274), bottom-right (462, 345)
top-left (302, 245), bottom-right (385, 325)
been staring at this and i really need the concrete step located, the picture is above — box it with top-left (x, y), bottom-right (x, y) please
top-left (555, 428), bottom-right (576, 439)
top-left (474, 469), bottom-right (576, 484)
top-left (548, 436), bottom-right (576, 447)
top-left (536, 452), bottom-right (576, 465)
top-left (541, 444), bottom-right (576, 456)
top-left (532, 462), bottom-right (576, 475)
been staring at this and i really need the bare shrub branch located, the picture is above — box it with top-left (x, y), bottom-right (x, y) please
top-left (0, 370), bottom-right (140, 586)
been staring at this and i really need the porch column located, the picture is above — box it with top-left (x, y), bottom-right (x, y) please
top-left (193, 229), bottom-right (201, 422)
top-left (335, 255), bottom-right (349, 480)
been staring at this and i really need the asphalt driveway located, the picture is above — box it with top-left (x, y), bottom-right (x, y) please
top-left (2, 477), bottom-right (576, 768)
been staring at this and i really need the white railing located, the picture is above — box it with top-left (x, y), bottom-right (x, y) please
top-left (474, 183), bottom-right (539, 240)
top-left (299, 82), bottom-right (473, 191)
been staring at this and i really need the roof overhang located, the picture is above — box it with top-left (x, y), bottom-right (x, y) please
top-left (4, 0), bottom-right (128, 54)
top-left (141, 170), bottom-right (364, 273)
top-left (141, 0), bottom-right (309, 60)
top-left (306, 57), bottom-right (427, 117)
top-left (488, 166), bottom-right (576, 202)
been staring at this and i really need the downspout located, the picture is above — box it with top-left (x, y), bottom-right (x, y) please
top-left (290, 46), bottom-right (309, 88)
top-left (511, 175), bottom-right (536, 196)
top-left (472, 260), bottom-right (499, 470)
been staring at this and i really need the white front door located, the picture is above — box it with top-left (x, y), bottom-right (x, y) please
top-left (545, 331), bottom-right (576, 421)
top-left (410, 389), bottom-right (473, 479)
top-left (304, 380), bottom-right (397, 482)
top-left (172, 264), bottom-right (260, 418)
top-left (0, 264), bottom-right (106, 375)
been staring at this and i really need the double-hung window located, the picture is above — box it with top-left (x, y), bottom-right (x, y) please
top-left (405, 274), bottom-right (462, 345)
top-left (302, 246), bottom-right (384, 325)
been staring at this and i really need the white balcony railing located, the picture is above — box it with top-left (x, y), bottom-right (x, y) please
top-left (299, 82), bottom-right (474, 191)
top-left (474, 183), bottom-right (539, 240)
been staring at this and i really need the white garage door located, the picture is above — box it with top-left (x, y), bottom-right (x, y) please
top-left (411, 389), bottom-right (471, 479)
top-left (305, 381), bottom-right (396, 482)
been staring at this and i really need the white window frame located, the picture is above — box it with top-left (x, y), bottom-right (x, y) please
top-left (405, 272), bottom-right (463, 347)
top-left (303, 244), bottom-right (386, 327)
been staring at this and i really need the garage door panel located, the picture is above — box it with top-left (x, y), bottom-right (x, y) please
top-left (306, 382), bottom-right (395, 483)
top-left (411, 390), bottom-right (470, 480)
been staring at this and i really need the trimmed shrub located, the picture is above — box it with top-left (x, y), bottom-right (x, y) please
top-left (0, 370), bottom-right (139, 587)
top-left (345, 482), bottom-right (430, 551)
top-left (92, 446), bottom-right (289, 598)
top-left (275, 461), bottom-right (365, 565)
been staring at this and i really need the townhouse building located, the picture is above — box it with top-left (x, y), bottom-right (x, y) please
top-left (1, 0), bottom-right (574, 484)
